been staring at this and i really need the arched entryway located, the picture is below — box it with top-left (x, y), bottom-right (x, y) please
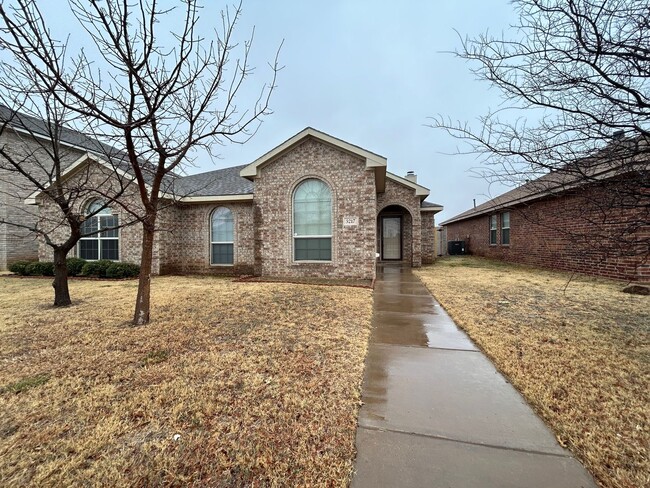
top-left (377, 204), bottom-right (413, 264)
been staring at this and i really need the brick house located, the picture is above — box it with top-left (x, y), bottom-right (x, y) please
top-left (441, 159), bottom-right (649, 282)
top-left (1, 113), bottom-right (443, 280)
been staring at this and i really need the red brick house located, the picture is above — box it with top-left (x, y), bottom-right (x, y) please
top-left (441, 158), bottom-right (649, 282)
top-left (3, 117), bottom-right (442, 281)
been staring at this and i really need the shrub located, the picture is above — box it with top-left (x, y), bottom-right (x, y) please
top-left (66, 257), bottom-right (87, 277)
top-left (105, 262), bottom-right (140, 279)
top-left (80, 260), bottom-right (113, 278)
top-left (24, 261), bottom-right (54, 276)
top-left (8, 260), bottom-right (32, 276)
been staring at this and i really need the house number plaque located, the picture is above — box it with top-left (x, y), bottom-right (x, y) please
top-left (343, 216), bottom-right (359, 227)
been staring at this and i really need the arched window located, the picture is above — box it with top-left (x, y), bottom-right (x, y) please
top-left (79, 200), bottom-right (119, 260)
top-left (211, 207), bottom-right (234, 265)
top-left (293, 178), bottom-right (332, 261)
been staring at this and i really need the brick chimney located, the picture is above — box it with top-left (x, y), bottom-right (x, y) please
top-left (405, 171), bottom-right (417, 183)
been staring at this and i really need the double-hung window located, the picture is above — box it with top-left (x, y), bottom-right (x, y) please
top-left (79, 200), bottom-right (119, 260)
top-left (211, 207), bottom-right (234, 265)
top-left (489, 215), bottom-right (498, 245)
top-left (501, 212), bottom-right (510, 245)
top-left (293, 179), bottom-right (332, 261)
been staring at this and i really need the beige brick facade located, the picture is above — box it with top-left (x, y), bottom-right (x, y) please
top-left (1, 130), bottom-right (84, 268)
top-left (377, 178), bottom-right (423, 267)
top-left (4, 127), bottom-right (440, 278)
top-left (253, 138), bottom-right (377, 280)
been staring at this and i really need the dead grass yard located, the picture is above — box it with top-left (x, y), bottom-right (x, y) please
top-left (0, 275), bottom-right (373, 487)
top-left (416, 257), bottom-right (649, 488)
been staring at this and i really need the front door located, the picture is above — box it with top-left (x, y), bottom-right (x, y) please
top-left (382, 216), bottom-right (402, 260)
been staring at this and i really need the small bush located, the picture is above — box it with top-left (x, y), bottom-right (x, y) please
top-left (66, 257), bottom-right (87, 277)
top-left (24, 261), bottom-right (54, 276)
top-left (8, 260), bottom-right (32, 276)
top-left (105, 262), bottom-right (140, 279)
top-left (80, 260), bottom-right (113, 278)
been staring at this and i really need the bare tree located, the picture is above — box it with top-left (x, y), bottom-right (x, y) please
top-left (0, 0), bottom-right (279, 324)
top-left (431, 0), bottom-right (649, 261)
top-left (0, 95), bottom-right (137, 306)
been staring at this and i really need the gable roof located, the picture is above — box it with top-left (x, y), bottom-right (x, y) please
top-left (441, 137), bottom-right (649, 225)
top-left (385, 171), bottom-right (430, 200)
top-left (239, 127), bottom-right (388, 192)
top-left (4, 105), bottom-right (436, 206)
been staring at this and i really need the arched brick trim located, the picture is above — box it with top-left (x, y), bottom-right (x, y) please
top-left (377, 201), bottom-right (421, 267)
top-left (377, 201), bottom-right (416, 219)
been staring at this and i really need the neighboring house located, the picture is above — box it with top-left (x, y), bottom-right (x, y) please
top-left (1, 110), bottom-right (443, 280)
top-left (441, 149), bottom-right (649, 282)
top-left (0, 105), bottom-right (129, 270)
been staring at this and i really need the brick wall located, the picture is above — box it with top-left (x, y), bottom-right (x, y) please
top-left (377, 178), bottom-right (422, 267)
top-left (0, 130), bottom-right (84, 269)
top-left (37, 161), bottom-right (151, 269)
top-left (21, 134), bottom-right (435, 280)
top-left (421, 211), bottom-right (436, 264)
top-left (161, 201), bottom-right (255, 275)
top-left (444, 186), bottom-right (649, 282)
top-left (253, 137), bottom-right (377, 280)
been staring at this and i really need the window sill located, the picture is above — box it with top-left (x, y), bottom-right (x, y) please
top-left (292, 260), bottom-right (333, 265)
top-left (210, 264), bottom-right (234, 267)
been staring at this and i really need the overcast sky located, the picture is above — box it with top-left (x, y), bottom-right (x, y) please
top-left (35, 0), bottom-right (521, 222)
top-left (208, 0), bottom-right (520, 222)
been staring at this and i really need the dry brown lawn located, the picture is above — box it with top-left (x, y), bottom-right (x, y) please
top-left (416, 257), bottom-right (649, 488)
top-left (0, 275), bottom-right (372, 486)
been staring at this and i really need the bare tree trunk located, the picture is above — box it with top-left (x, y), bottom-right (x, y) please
top-left (133, 219), bottom-right (155, 325)
top-left (52, 247), bottom-right (71, 307)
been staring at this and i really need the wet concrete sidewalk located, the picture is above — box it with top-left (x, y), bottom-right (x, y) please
top-left (351, 264), bottom-right (597, 488)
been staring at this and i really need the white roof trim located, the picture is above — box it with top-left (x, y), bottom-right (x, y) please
top-left (240, 127), bottom-right (387, 179)
top-left (386, 172), bottom-right (430, 198)
top-left (175, 194), bottom-right (254, 203)
top-left (24, 153), bottom-right (134, 205)
top-left (420, 206), bottom-right (443, 213)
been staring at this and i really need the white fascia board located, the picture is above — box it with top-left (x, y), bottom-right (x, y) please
top-left (240, 127), bottom-right (388, 179)
top-left (386, 172), bottom-right (430, 197)
top-left (420, 206), bottom-right (444, 213)
top-left (23, 153), bottom-right (136, 205)
top-left (174, 194), bottom-right (254, 203)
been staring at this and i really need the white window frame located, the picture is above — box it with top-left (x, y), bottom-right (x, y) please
top-left (489, 214), bottom-right (498, 245)
top-left (210, 207), bottom-right (234, 266)
top-left (501, 212), bottom-right (510, 245)
top-left (293, 178), bottom-right (333, 262)
top-left (78, 201), bottom-right (119, 261)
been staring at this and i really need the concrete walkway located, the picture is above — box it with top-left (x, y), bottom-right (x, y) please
top-left (351, 264), bottom-right (597, 488)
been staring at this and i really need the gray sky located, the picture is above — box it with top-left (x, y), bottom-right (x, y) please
top-left (34, 0), bottom-right (521, 222)
top-left (205, 0), bottom-right (520, 222)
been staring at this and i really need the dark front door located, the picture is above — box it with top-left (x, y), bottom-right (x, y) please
top-left (382, 216), bottom-right (402, 260)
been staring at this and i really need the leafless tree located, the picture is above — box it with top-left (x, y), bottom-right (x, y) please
top-left (0, 94), bottom-right (138, 306)
top-left (431, 0), bottom-right (649, 262)
top-left (0, 0), bottom-right (279, 324)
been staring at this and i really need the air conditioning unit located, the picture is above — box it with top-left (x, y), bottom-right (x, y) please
top-left (447, 240), bottom-right (467, 255)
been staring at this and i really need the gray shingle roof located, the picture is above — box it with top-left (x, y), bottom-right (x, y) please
top-left (421, 200), bottom-right (443, 208)
top-left (0, 104), bottom-right (123, 158)
top-left (172, 165), bottom-right (253, 196)
top-left (441, 137), bottom-right (649, 225)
